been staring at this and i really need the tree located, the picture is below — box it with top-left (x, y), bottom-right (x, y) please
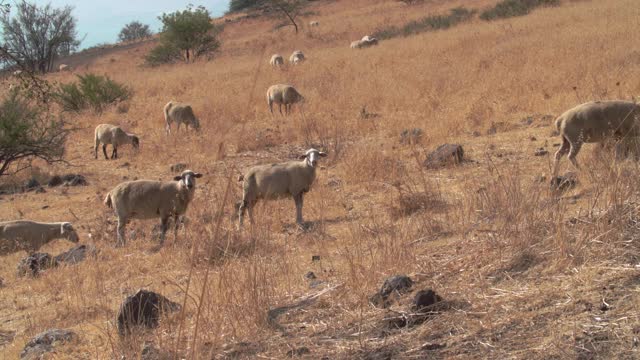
top-left (118, 21), bottom-right (152, 42)
top-left (1, 1), bottom-right (80, 74)
top-left (268, 0), bottom-right (308, 34)
top-left (228, 0), bottom-right (260, 12)
top-left (0, 90), bottom-right (68, 177)
top-left (152, 5), bottom-right (220, 64)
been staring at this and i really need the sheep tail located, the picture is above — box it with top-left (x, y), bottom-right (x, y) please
top-left (104, 193), bottom-right (112, 208)
top-left (554, 115), bottom-right (563, 132)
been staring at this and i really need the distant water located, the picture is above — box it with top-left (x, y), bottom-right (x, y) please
top-left (28, 0), bottom-right (229, 50)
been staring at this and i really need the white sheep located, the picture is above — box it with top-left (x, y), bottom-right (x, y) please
top-left (238, 148), bottom-right (327, 228)
top-left (104, 170), bottom-right (203, 246)
top-left (270, 54), bottom-right (284, 67)
top-left (352, 35), bottom-right (378, 49)
top-left (164, 101), bottom-right (201, 135)
top-left (267, 84), bottom-right (305, 116)
top-left (59, 64), bottom-right (70, 72)
top-left (309, 21), bottom-right (319, 27)
top-left (0, 220), bottom-right (79, 256)
top-left (350, 40), bottom-right (363, 49)
top-left (12, 70), bottom-right (22, 76)
top-left (553, 100), bottom-right (640, 176)
top-left (94, 124), bottom-right (140, 160)
top-left (289, 50), bottom-right (305, 64)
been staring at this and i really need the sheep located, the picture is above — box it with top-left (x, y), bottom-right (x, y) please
top-left (0, 220), bottom-right (79, 256)
top-left (104, 170), bottom-right (203, 246)
top-left (238, 148), bottom-right (328, 228)
top-left (270, 54), bottom-right (284, 67)
top-left (59, 64), bottom-right (69, 72)
top-left (266, 84), bottom-right (305, 116)
top-left (164, 101), bottom-right (201, 135)
top-left (309, 21), bottom-right (319, 27)
top-left (94, 124), bottom-right (140, 160)
top-left (289, 50), bottom-right (305, 64)
top-left (12, 70), bottom-right (22, 76)
top-left (352, 35), bottom-right (379, 49)
top-left (553, 100), bottom-right (640, 177)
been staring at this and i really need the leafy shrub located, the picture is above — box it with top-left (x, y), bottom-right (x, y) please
top-left (55, 73), bottom-right (131, 113)
top-left (144, 43), bottom-right (182, 67)
top-left (480, 0), bottom-right (560, 20)
top-left (372, 7), bottom-right (476, 40)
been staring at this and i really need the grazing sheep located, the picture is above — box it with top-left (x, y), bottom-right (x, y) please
top-left (270, 54), bottom-right (284, 67)
top-left (12, 70), bottom-right (22, 76)
top-left (289, 50), bottom-right (305, 64)
top-left (94, 124), bottom-right (140, 160)
top-left (104, 170), bottom-right (203, 246)
top-left (553, 100), bottom-right (640, 176)
top-left (309, 21), bottom-right (319, 27)
top-left (238, 148), bottom-right (328, 228)
top-left (0, 220), bottom-right (79, 256)
top-left (267, 84), bottom-right (305, 116)
top-left (59, 64), bottom-right (69, 72)
top-left (164, 101), bottom-right (201, 135)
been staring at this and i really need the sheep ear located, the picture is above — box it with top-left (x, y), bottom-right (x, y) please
top-left (194, 173), bottom-right (202, 178)
top-left (173, 176), bottom-right (182, 181)
top-left (319, 152), bottom-right (328, 157)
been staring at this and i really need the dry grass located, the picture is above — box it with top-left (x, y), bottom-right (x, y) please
top-left (2, 0), bottom-right (640, 358)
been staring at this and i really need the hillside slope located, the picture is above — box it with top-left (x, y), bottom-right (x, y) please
top-left (1, 0), bottom-right (640, 358)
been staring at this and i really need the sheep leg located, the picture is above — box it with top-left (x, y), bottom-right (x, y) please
top-left (552, 137), bottom-right (571, 177)
top-left (294, 193), bottom-right (304, 225)
top-left (269, 100), bottom-right (274, 115)
top-left (176, 122), bottom-right (181, 133)
top-left (111, 146), bottom-right (117, 159)
top-left (159, 217), bottom-right (169, 246)
top-left (238, 200), bottom-right (246, 228)
top-left (94, 142), bottom-right (99, 159)
top-left (116, 217), bottom-right (126, 247)
top-left (568, 141), bottom-right (582, 171)
top-left (102, 144), bottom-right (109, 160)
top-left (278, 103), bottom-right (283, 116)
top-left (173, 215), bottom-right (180, 241)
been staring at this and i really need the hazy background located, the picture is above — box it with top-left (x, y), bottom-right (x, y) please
top-left (29, 1), bottom-right (229, 49)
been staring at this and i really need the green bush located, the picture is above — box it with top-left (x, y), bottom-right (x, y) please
top-left (55, 73), bottom-right (131, 113)
top-left (372, 7), bottom-right (476, 40)
top-left (144, 43), bottom-right (182, 67)
top-left (480, 0), bottom-right (560, 20)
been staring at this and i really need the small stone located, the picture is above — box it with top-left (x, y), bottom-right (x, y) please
top-left (424, 144), bottom-right (464, 169)
top-left (380, 275), bottom-right (413, 298)
top-left (311, 255), bottom-right (320, 262)
top-left (16, 253), bottom-right (58, 277)
top-left (412, 289), bottom-right (442, 311)
top-left (47, 176), bottom-right (63, 187)
top-left (20, 329), bottom-right (76, 359)
top-left (117, 289), bottom-right (181, 336)
top-left (55, 244), bottom-right (98, 265)
top-left (35, 187), bottom-right (46, 194)
top-left (304, 271), bottom-right (316, 280)
top-left (25, 178), bottom-right (40, 190)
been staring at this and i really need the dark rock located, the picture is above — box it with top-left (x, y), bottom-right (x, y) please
top-left (311, 255), bottom-right (321, 262)
top-left (170, 163), bottom-right (188, 173)
top-left (25, 178), bottom-right (40, 190)
top-left (422, 343), bottom-right (446, 351)
top-left (550, 173), bottom-right (577, 192)
top-left (472, 130), bottom-right (481, 137)
top-left (412, 289), bottom-right (442, 311)
top-left (20, 329), bottom-right (76, 359)
top-left (486, 124), bottom-right (497, 135)
top-left (380, 275), bottom-right (413, 298)
top-left (304, 271), bottom-right (316, 280)
top-left (287, 347), bottom-right (310, 357)
top-left (424, 144), bottom-right (464, 169)
top-left (399, 128), bottom-right (423, 145)
top-left (534, 148), bottom-right (548, 156)
top-left (117, 289), bottom-right (182, 336)
top-left (54, 244), bottom-right (98, 265)
top-left (47, 176), bottom-right (63, 187)
top-left (16, 253), bottom-right (58, 277)
top-left (62, 174), bottom-right (87, 186)
top-left (120, 162), bottom-right (130, 168)
top-left (141, 341), bottom-right (172, 360)
top-left (34, 187), bottom-right (46, 194)
top-left (529, 136), bottom-right (537, 141)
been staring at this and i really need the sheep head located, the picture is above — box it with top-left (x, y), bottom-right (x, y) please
top-left (174, 170), bottom-right (203, 190)
top-left (61, 222), bottom-right (80, 243)
top-left (299, 148), bottom-right (328, 167)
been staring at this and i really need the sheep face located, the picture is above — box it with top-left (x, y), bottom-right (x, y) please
top-left (61, 222), bottom-right (80, 243)
top-left (173, 170), bottom-right (203, 190)
top-left (299, 148), bottom-right (328, 167)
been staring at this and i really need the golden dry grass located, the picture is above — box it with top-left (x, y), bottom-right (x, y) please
top-left (1, 0), bottom-right (640, 358)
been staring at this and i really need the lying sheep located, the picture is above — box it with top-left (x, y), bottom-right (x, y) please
top-left (267, 84), bottom-right (305, 116)
top-left (351, 35), bottom-right (379, 49)
top-left (0, 220), bottom-right (79, 256)
top-left (238, 148), bottom-right (327, 228)
top-left (104, 170), bottom-right (203, 246)
top-left (270, 54), bottom-right (284, 67)
top-left (289, 50), bottom-right (305, 64)
top-left (553, 100), bottom-right (640, 176)
top-left (94, 124), bottom-right (140, 160)
top-left (59, 64), bottom-right (69, 72)
top-left (164, 101), bottom-right (201, 135)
